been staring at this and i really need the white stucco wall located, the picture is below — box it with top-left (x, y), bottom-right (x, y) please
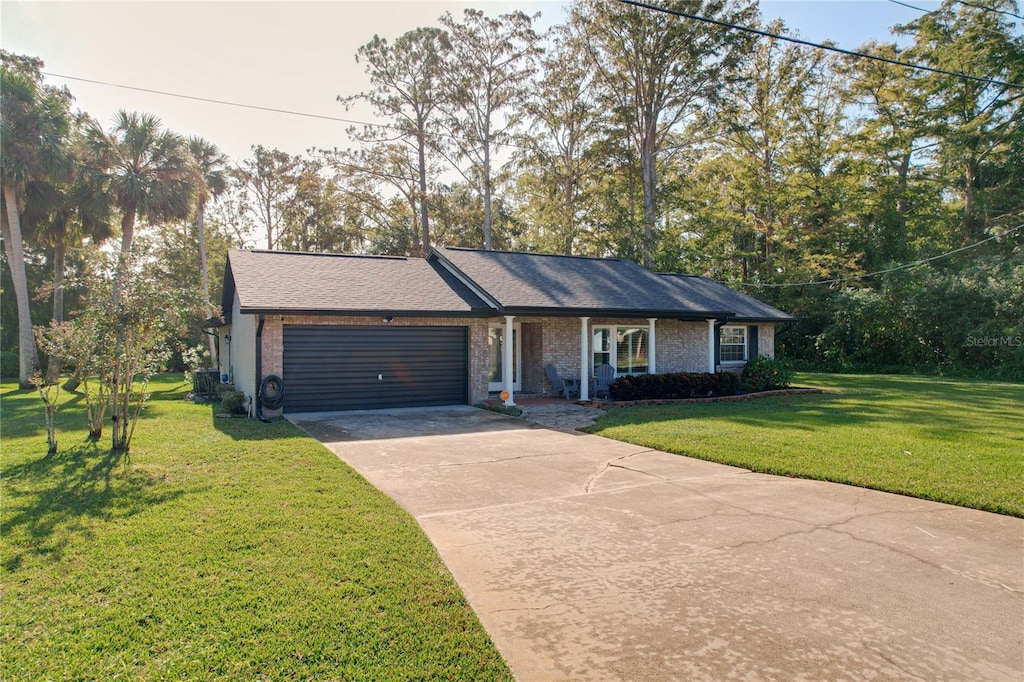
top-left (228, 294), bottom-right (257, 405)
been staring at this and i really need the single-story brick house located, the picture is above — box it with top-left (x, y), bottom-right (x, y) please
top-left (211, 246), bottom-right (793, 415)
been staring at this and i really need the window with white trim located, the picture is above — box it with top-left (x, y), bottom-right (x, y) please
top-left (593, 326), bottom-right (649, 375)
top-left (720, 325), bottom-right (747, 362)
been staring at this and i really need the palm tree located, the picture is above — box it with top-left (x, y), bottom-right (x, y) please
top-left (85, 110), bottom-right (195, 261)
top-left (1, 51), bottom-right (73, 387)
top-left (187, 136), bottom-right (228, 362)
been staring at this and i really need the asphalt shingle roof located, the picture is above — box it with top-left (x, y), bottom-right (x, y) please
top-left (431, 246), bottom-right (713, 315)
top-left (658, 274), bottom-right (795, 322)
top-left (432, 246), bottom-right (792, 320)
top-left (224, 249), bottom-right (489, 316)
top-left (223, 247), bottom-right (794, 322)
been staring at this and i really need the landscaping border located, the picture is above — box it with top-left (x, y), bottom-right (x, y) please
top-left (581, 387), bottom-right (823, 408)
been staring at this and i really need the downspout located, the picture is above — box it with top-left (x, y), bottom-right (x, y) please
top-left (255, 314), bottom-right (266, 420)
top-left (201, 328), bottom-right (219, 369)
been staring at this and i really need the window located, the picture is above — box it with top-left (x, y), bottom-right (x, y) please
top-left (720, 326), bottom-right (747, 362)
top-left (593, 326), bottom-right (649, 375)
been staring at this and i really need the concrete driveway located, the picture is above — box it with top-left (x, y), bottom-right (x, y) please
top-left (290, 406), bottom-right (1023, 681)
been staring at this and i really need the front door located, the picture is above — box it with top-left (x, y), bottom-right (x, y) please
top-left (487, 324), bottom-right (521, 392)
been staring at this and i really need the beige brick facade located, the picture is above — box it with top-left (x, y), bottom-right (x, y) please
top-left (254, 312), bottom-right (776, 409)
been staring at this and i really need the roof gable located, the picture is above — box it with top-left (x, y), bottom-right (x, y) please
top-left (225, 249), bottom-right (490, 316)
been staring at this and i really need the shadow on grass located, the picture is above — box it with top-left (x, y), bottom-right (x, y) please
top-left (3, 442), bottom-right (187, 569)
top-left (208, 402), bottom-right (304, 442)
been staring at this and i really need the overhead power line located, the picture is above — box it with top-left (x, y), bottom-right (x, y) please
top-left (887, 0), bottom-right (1014, 37)
top-left (40, 71), bottom-right (535, 153)
top-left (955, 0), bottom-right (1024, 21)
top-left (738, 224), bottom-right (1024, 288)
top-left (616, 0), bottom-right (1024, 89)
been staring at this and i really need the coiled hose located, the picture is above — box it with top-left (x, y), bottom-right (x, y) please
top-left (256, 375), bottom-right (285, 421)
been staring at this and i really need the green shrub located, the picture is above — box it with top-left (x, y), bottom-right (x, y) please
top-left (0, 351), bottom-right (18, 378)
top-left (216, 383), bottom-right (249, 415)
top-left (608, 372), bottom-right (741, 401)
top-left (742, 355), bottom-right (794, 392)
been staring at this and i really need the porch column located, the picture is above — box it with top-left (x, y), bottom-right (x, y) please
top-left (503, 315), bottom-right (516, 406)
top-left (647, 318), bottom-right (657, 374)
top-left (579, 317), bottom-right (590, 401)
top-left (706, 319), bottom-right (717, 374)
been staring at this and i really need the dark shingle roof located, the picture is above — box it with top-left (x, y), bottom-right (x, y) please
top-left (658, 274), bottom-right (795, 322)
top-left (432, 246), bottom-right (791, 320)
top-left (222, 247), bottom-right (793, 322)
top-left (224, 250), bottom-right (490, 316)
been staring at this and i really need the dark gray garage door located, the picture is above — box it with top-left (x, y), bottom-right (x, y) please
top-left (282, 325), bottom-right (468, 412)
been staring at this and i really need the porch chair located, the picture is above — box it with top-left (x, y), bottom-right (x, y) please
top-left (594, 363), bottom-right (616, 399)
top-left (544, 363), bottom-right (579, 400)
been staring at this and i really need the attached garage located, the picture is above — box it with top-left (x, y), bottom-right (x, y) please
top-left (282, 325), bottom-right (469, 412)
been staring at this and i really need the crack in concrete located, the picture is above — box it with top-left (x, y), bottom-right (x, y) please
top-left (584, 450), bottom-right (660, 494)
top-left (861, 642), bottom-right (929, 681)
top-left (486, 602), bottom-right (563, 615)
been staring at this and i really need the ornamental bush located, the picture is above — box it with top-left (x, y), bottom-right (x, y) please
top-left (607, 371), bottom-right (741, 401)
top-left (0, 351), bottom-right (18, 378)
top-left (741, 355), bottom-right (794, 392)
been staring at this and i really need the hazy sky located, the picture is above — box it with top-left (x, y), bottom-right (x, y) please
top-left (2, 0), bottom-right (942, 163)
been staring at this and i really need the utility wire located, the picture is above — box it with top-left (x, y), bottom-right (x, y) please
top-left (738, 223), bottom-right (1024, 288)
top-left (955, 0), bottom-right (1024, 21)
top-left (41, 71), bottom-right (535, 152)
top-left (617, 0), bottom-right (1024, 89)
top-left (887, 0), bottom-right (1013, 37)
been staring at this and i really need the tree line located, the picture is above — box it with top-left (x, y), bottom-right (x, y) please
top-left (3, 0), bottom-right (1023, 397)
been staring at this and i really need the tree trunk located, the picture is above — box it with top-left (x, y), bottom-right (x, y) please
top-left (482, 138), bottom-right (493, 250)
top-left (46, 238), bottom-right (67, 383)
top-left (196, 204), bottom-right (216, 363)
top-left (962, 159), bottom-right (978, 244)
top-left (640, 131), bottom-right (658, 269)
top-left (417, 132), bottom-right (431, 253)
top-left (2, 182), bottom-right (40, 388)
top-left (120, 204), bottom-right (136, 257)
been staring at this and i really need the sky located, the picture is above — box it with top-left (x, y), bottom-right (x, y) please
top-left (1, 0), bottom-right (946, 164)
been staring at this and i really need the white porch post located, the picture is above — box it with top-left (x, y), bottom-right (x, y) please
top-left (707, 319), bottom-right (717, 374)
top-left (503, 315), bottom-right (516, 406)
top-left (579, 316), bottom-right (590, 401)
top-left (647, 318), bottom-right (657, 374)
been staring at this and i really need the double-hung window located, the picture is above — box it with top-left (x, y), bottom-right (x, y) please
top-left (720, 326), bottom-right (747, 362)
top-left (593, 326), bottom-right (649, 376)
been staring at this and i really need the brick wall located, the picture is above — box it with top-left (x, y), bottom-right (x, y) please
top-left (758, 324), bottom-right (775, 358)
top-left (259, 313), bottom-right (778, 410)
top-left (655, 320), bottom-right (713, 373)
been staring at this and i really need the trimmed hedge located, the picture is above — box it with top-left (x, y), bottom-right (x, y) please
top-left (0, 351), bottom-right (18, 378)
top-left (608, 371), bottom-right (740, 401)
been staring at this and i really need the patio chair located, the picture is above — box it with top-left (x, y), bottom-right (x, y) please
top-left (544, 363), bottom-right (579, 400)
top-left (594, 363), bottom-right (616, 399)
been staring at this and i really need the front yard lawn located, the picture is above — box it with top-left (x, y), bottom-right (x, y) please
top-left (587, 373), bottom-right (1024, 517)
top-left (1, 375), bottom-right (512, 680)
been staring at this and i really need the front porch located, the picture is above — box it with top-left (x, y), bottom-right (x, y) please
top-left (483, 316), bottom-right (735, 407)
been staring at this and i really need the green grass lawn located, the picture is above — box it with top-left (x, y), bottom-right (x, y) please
top-left (1, 375), bottom-right (512, 681)
top-left (588, 373), bottom-right (1024, 517)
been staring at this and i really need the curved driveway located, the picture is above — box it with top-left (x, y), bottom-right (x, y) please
top-left (291, 406), bottom-right (1023, 681)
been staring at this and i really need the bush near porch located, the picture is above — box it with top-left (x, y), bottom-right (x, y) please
top-left (609, 371), bottom-right (740, 401)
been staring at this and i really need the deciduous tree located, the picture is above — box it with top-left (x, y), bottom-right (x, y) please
top-left (439, 8), bottom-right (541, 250)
